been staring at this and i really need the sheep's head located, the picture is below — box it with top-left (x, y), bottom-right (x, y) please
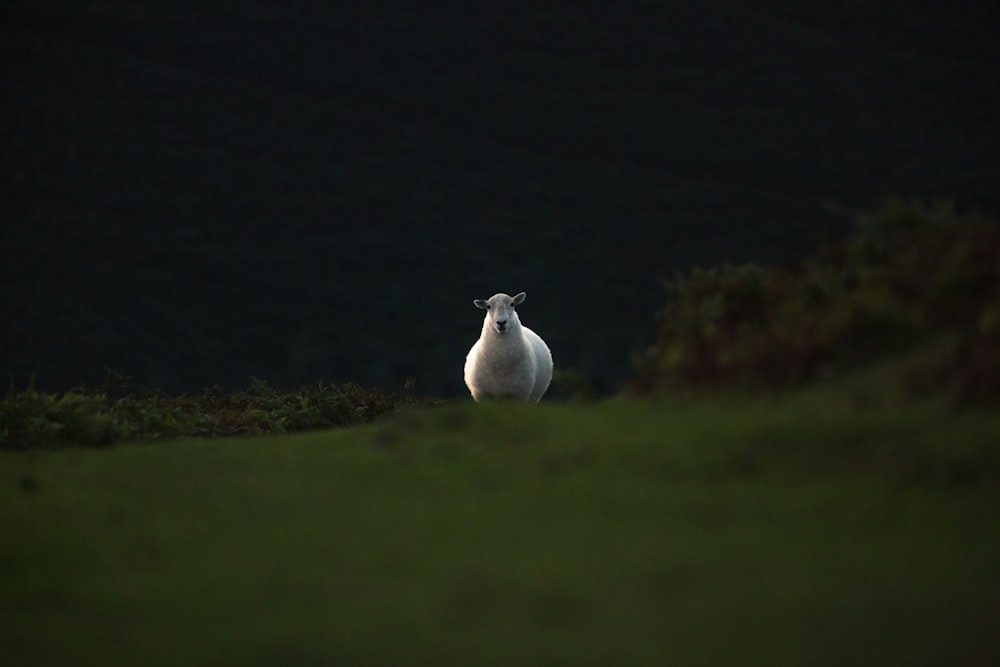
top-left (474, 292), bottom-right (526, 334)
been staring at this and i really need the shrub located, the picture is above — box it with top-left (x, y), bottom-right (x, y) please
top-left (0, 381), bottom-right (118, 449)
top-left (1, 371), bottom-right (430, 450)
top-left (632, 199), bottom-right (1000, 402)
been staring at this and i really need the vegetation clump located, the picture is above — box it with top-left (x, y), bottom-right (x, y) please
top-left (632, 199), bottom-right (1000, 403)
top-left (0, 372), bottom-right (425, 450)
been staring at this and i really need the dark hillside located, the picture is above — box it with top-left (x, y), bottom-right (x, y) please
top-left (3, 1), bottom-right (998, 395)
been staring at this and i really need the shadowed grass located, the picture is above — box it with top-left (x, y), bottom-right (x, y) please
top-left (3, 395), bottom-right (998, 666)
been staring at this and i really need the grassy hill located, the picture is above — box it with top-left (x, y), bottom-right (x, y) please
top-left (3, 393), bottom-right (998, 665)
top-left (4, 188), bottom-right (999, 663)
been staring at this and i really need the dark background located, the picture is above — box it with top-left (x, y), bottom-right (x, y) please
top-left (3, 1), bottom-right (998, 397)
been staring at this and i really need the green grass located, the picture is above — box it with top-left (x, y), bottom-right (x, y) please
top-left (3, 392), bottom-right (999, 666)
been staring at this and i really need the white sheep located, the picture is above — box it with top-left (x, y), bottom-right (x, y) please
top-left (464, 292), bottom-right (553, 402)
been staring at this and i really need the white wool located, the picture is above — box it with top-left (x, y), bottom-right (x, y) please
top-left (464, 292), bottom-right (553, 403)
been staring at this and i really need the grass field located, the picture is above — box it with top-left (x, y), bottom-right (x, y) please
top-left (3, 389), bottom-right (998, 666)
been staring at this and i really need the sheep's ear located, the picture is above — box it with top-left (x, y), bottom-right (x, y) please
top-left (474, 299), bottom-right (488, 310)
top-left (512, 292), bottom-right (526, 305)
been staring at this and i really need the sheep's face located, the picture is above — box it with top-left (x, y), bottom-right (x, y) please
top-left (474, 292), bottom-right (526, 334)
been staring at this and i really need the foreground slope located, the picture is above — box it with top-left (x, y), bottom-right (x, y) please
top-left (3, 396), bottom-right (999, 666)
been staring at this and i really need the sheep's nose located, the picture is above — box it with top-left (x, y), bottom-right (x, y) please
top-left (496, 320), bottom-right (507, 330)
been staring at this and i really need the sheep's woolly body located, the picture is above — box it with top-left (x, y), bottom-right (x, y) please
top-left (464, 292), bottom-right (553, 403)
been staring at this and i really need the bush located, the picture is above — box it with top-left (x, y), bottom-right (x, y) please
top-left (631, 199), bottom-right (1000, 402)
top-left (1, 371), bottom-right (430, 450)
top-left (547, 368), bottom-right (597, 401)
top-left (0, 382), bottom-right (118, 449)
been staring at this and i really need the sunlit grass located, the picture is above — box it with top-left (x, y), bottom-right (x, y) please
top-left (3, 396), bottom-right (998, 666)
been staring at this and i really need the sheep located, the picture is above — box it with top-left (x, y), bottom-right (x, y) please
top-left (464, 292), bottom-right (553, 402)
